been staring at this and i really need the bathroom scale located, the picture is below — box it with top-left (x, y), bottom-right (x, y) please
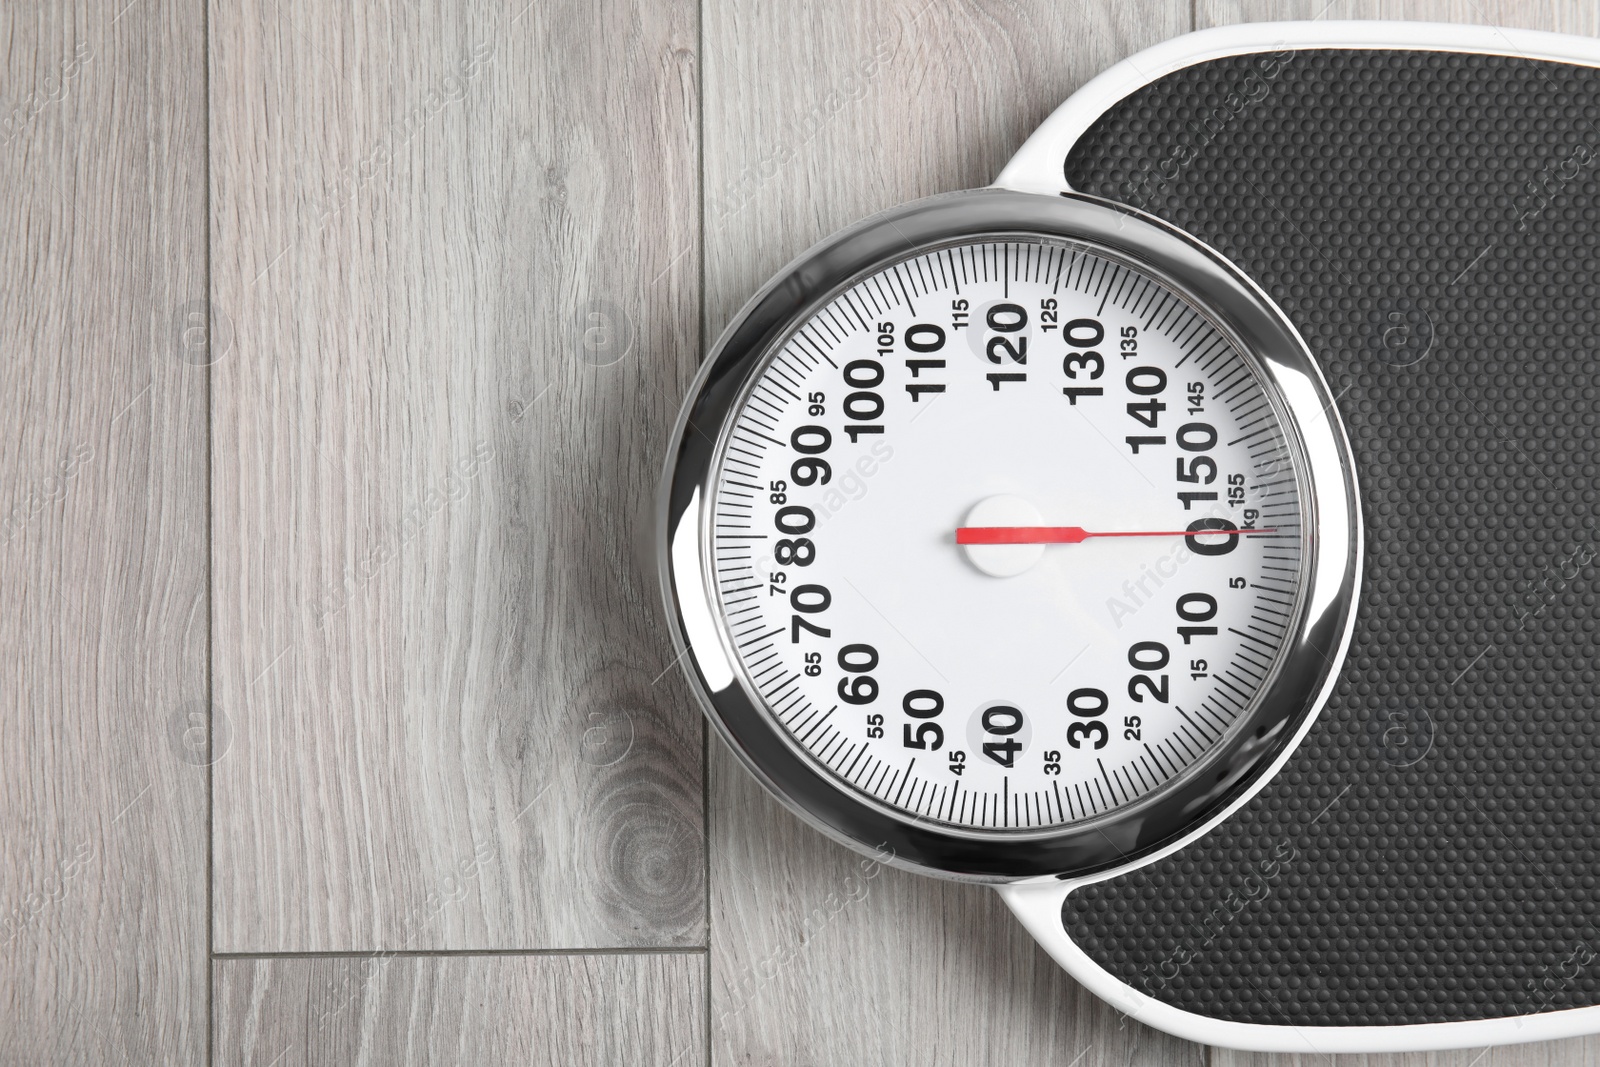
top-left (657, 21), bottom-right (1600, 1052)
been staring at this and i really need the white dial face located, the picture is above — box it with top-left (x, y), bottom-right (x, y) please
top-left (706, 238), bottom-right (1305, 831)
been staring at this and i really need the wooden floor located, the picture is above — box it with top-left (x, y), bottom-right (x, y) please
top-left (5, 0), bottom-right (1600, 1062)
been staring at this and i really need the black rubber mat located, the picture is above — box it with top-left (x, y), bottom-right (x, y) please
top-left (1060, 47), bottom-right (1600, 1027)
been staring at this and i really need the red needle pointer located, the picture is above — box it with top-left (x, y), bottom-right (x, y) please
top-left (957, 526), bottom-right (1278, 545)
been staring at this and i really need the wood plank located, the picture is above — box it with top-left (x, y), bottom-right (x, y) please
top-left (213, 952), bottom-right (706, 1066)
top-left (1203, 0), bottom-right (1599, 33)
top-left (703, 0), bottom-right (1187, 314)
top-left (710, 748), bottom-right (1201, 1065)
top-left (700, 15), bottom-right (1196, 1065)
top-left (700, 0), bottom-right (1203, 1054)
top-left (1218, 1043), bottom-right (1600, 1067)
top-left (0, 0), bottom-right (208, 1062)
top-left (1199, 2), bottom-right (1599, 1065)
top-left (209, 0), bottom-right (704, 952)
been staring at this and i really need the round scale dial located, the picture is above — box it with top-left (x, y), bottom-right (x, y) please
top-left (706, 238), bottom-right (1304, 831)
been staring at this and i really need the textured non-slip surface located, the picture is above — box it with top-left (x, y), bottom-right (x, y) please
top-left (1062, 48), bottom-right (1600, 1027)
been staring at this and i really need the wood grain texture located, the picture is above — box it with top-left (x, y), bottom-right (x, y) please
top-left (213, 952), bottom-right (706, 1066)
top-left (1197, 2), bottom-right (1599, 1065)
top-left (1219, 1043), bottom-right (1600, 1067)
top-left (209, 0), bottom-right (705, 952)
top-left (0, 0), bottom-right (208, 1062)
top-left (1202, 0), bottom-right (1600, 33)
top-left (6, 0), bottom-right (1595, 1060)
top-left (709, 747), bottom-right (1200, 1066)
top-left (700, 3), bottom-right (1200, 1062)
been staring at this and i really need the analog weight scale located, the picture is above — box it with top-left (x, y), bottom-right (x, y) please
top-left (659, 21), bottom-right (1600, 1052)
